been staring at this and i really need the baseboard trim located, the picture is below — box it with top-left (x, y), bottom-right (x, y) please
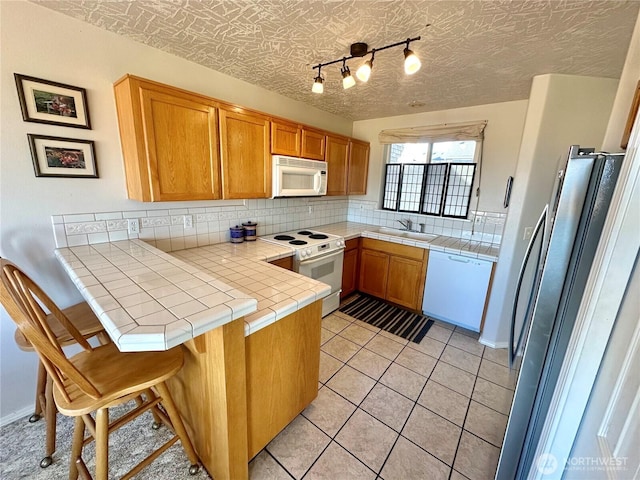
top-left (479, 337), bottom-right (509, 349)
top-left (0, 405), bottom-right (34, 427)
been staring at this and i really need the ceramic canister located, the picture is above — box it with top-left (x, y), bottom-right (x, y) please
top-left (230, 225), bottom-right (244, 243)
top-left (242, 221), bottom-right (257, 241)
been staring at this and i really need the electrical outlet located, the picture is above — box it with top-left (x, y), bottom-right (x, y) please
top-left (183, 214), bottom-right (193, 229)
top-left (308, 206), bottom-right (314, 214)
top-left (474, 215), bottom-right (485, 225)
top-left (523, 226), bottom-right (533, 241)
top-left (127, 218), bottom-right (140, 234)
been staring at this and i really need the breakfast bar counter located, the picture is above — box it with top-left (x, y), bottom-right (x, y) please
top-left (55, 238), bottom-right (330, 480)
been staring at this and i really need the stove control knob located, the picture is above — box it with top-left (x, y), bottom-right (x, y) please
top-left (300, 251), bottom-right (306, 258)
top-left (306, 248), bottom-right (312, 256)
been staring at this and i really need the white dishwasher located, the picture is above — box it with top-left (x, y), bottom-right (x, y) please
top-left (422, 250), bottom-right (493, 332)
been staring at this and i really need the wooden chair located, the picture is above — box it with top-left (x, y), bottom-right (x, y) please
top-left (1, 262), bottom-right (200, 479)
top-left (4, 258), bottom-right (107, 468)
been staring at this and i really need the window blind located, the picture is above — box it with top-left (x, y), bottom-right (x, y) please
top-left (378, 120), bottom-right (487, 144)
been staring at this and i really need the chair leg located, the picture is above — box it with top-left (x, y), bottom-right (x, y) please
top-left (30, 361), bottom-right (46, 423)
top-left (154, 382), bottom-right (199, 474)
top-left (40, 374), bottom-right (56, 468)
top-left (96, 331), bottom-right (111, 345)
top-left (68, 416), bottom-right (85, 480)
top-left (144, 388), bottom-right (163, 429)
top-left (95, 408), bottom-right (109, 480)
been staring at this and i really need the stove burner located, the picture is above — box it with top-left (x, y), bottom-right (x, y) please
top-left (309, 234), bottom-right (328, 240)
top-left (290, 240), bottom-right (308, 245)
top-left (274, 235), bottom-right (295, 241)
top-left (297, 230), bottom-right (314, 236)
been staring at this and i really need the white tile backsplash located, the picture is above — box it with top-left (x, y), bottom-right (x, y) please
top-left (52, 198), bottom-right (349, 250)
top-left (52, 197), bottom-right (503, 250)
top-left (346, 199), bottom-right (505, 246)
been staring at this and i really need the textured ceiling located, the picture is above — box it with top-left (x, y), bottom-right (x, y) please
top-left (33, 0), bottom-right (639, 121)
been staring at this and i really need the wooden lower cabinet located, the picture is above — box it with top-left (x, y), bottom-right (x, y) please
top-left (386, 256), bottom-right (425, 309)
top-left (167, 301), bottom-right (322, 479)
top-left (358, 238), bottom-right (428, 311)
top-left (268, 256), bottom-right (293, 271)
top-left (341, 238), bottom-right (360, 299)
top-left (359, 249), bottom-right (389, 299)
top-left (245, 301), bottom-right (321, 458)
top-left (166, 319), bottom-right (248, 480)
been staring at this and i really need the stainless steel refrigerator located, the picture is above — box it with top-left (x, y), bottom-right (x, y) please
top-left (495, 145), bottom-right (625, 479)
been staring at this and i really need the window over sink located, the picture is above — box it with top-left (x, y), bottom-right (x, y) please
top-left (382, 140), bottom-right (479, 218)
top-left (378, 120), bottom-right (487, 219)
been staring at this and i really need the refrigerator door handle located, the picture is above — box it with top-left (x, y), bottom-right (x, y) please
top-left (509, 205), bottom-right (548, 367)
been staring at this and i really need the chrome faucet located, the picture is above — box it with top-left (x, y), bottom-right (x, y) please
top-left (397, 219), bottom-right (412, 231)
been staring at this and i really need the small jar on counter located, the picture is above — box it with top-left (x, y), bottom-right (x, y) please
top-left (242, 221), bottom-right (257, 241)
top-left (229, 225), bottom-right (244, 243)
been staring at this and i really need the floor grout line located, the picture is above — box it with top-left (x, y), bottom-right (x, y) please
top-left (267, 309), bottom-right (507, 480)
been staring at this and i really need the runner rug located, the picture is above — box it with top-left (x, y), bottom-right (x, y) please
top-left (338, 294), bottom-right (434, 344)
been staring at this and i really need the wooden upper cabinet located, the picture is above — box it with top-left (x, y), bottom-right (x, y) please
top-left (271, 120), bottom-right (301, 157)
top-left (114, 75), bottom-right (220, 202)
top-left (271, 121), bottom-right (325, 161)
top-left (219, 108), bottom-right (271, 199)
top-left (325, 134), bottom-right (349, 196)
top-left (348, 139), bottom-right (370, 195)
top-left (301, 128), bottom-right (326, 160)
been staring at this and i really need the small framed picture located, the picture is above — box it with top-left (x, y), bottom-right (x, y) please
top-left (15, 74), bottom-right (91, 129)
top-left (28, 134), bottom-right (98, 178)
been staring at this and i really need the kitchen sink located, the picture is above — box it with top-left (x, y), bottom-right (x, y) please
top-left (367, 226), bottom-right (439, 242)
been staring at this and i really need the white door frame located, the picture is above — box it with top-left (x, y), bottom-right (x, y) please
top-left (528, 111), bottom-right (640, 479)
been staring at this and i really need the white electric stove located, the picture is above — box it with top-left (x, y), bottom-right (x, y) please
top-left (260, 229), bottom-right (345, 316)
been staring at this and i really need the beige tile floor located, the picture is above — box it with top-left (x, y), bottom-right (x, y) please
top-left (249, 307), bottom-right (517, 480)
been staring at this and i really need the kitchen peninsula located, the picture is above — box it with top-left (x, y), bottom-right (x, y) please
top-left (55, 238), bottom-right (330, 480)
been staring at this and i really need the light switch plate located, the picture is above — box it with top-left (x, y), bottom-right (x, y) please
top-left (183, 214), bottom-right (193, 229)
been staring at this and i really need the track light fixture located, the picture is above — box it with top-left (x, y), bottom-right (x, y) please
top-left (312, 66), bottom-right (324, 94)
top-left (341, 59), bottom-right (356, 89)
top-left (310, 36), bottom-right (421, 93)
top-left (403, 40), bottom-right (421, 75)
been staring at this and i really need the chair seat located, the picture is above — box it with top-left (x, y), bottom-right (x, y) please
top-left (14, 301), bottom-right (105, 350)
top-left (54, 343), bottom-right (184, 416)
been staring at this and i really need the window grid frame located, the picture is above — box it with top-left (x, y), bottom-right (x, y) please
top-left (441, 162), bottom-right (477, 219)
top-left (420, 162), bottom-right (449, 217)
top-left (382, 142), bottom-right (479, 219)
top-left (397, 163), bottom-right (427, 214)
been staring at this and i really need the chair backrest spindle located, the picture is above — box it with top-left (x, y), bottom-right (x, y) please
top-left (0, 259), bottom-right (102, 400)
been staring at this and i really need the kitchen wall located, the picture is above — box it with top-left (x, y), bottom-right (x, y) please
top-left (602, 12), bottom-right (640, 152)
top-left (0, 0), bottom-right (352, 422)
top-left (482, 74), bottom-right (619, 347)
top-left (351, 99), bottom-right (530, 213)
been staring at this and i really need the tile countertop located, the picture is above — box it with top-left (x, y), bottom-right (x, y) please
top-left (55, 239), bottom-right (330, 352)
top-left (317, 222), bottom-right (500, 262)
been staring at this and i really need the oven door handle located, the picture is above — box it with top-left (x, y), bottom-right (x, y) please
top-left (298, 248), bottom-right (345, 266)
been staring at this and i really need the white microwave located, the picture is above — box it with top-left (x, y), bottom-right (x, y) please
top-left (272, 155), bottom-right (327, 198)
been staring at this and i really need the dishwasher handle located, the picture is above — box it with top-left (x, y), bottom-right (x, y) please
top-left (447, 255), bottom-right (471, 263)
